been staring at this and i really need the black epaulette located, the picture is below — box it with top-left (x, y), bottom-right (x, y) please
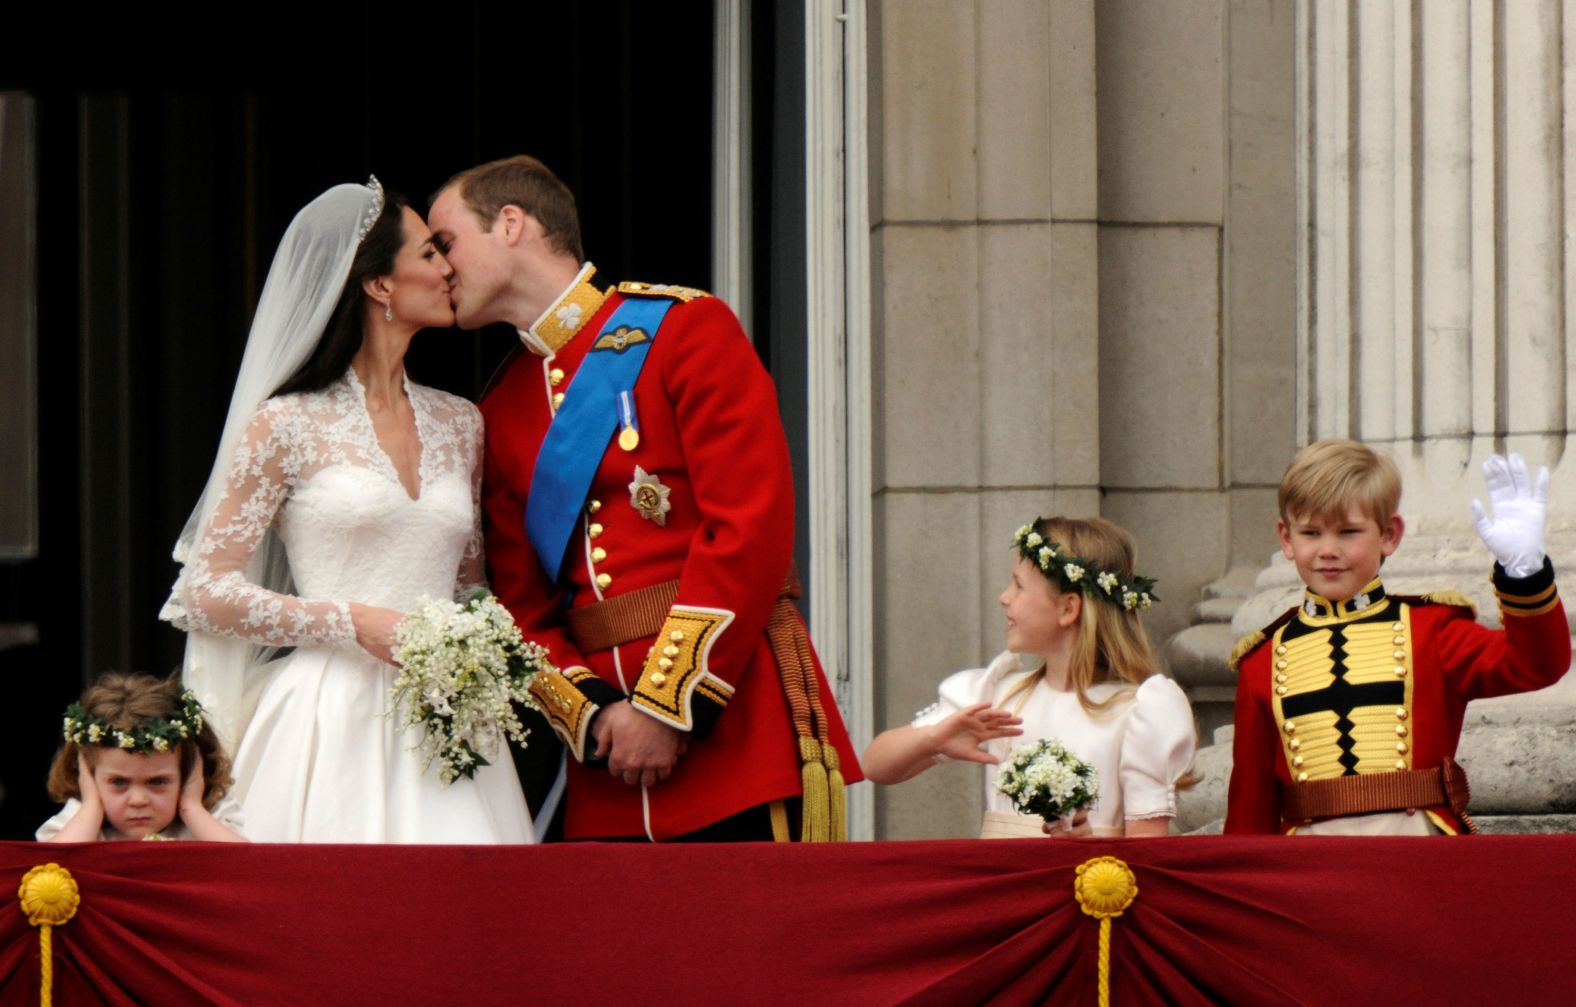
top-left (617, 280), bottom-right (711, 302)
top-left (1228, 607), bottom-right (1299, 674)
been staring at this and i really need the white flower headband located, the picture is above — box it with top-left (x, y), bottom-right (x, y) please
top-left (63, 690), bottom-right (207, 754)
top-left (1013, 519), bottom-right (1157, 611)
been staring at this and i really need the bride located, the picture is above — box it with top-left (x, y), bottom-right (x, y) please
top-left (161, 178), bottom-right (535, 843)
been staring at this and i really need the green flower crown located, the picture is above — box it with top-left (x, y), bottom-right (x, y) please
top-left (1013, 519), bottom-right (1158, 611)
top-left (63, 690), bottom-right (206, 754)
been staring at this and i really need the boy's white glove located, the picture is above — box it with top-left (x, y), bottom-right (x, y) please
top-left (1470, 453), bottom-right (1549, 578)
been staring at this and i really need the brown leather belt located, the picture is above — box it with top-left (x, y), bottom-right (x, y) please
top-left (1281, 757), bottom-right (1473, 829)
top-left (565, 580), bottom-right (681, 653)
top-left (564, 567), bottom-right (805, 653)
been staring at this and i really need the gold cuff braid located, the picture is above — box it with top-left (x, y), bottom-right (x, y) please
top-left (528, 667), bottom-right (600, 761)
top-left (630, 607), bottom-right (735, 730)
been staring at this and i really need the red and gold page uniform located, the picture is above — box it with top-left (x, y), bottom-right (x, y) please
top-left (1226, 563), bottom-right (1569, 834)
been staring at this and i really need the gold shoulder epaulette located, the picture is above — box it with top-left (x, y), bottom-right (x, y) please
top-left (1422, 589), bottom-right (1478, 617)
top-left (618, 280), bottom-right (711, 302)
top-left (1228, 630), bottom-right (1265, 674)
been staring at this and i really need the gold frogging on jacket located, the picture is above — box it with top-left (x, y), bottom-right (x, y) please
top-left (1270, 587), bottom-right (1415, 784)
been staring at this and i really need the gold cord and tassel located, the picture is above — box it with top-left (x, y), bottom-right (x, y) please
top-left (767, 569), bottom-right (848, 841)
top-left (1074, 857), bottom-right (1138, 1007)
top-left (18, 864), bottom-right (80, 1007)
top-left (798, 736), bottom-right (831, 841)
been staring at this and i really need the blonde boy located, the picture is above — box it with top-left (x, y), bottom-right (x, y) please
top-left (1226, 440), bottom-right (1569, 834)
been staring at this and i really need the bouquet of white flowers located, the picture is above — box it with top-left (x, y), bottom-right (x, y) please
top-left (389, 593), bottom-right (554, 785)
top-left (995, 738), bottom-right (1099, 823)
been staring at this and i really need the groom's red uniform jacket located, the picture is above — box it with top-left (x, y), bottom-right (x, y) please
top-left (480, 269), bottom-right (861, 840)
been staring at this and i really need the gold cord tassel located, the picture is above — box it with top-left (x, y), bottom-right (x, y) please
top-left (798, 736), bottom-right (831, 842)
top-left (768, 571), bottom-right (850, 841)
top-left (19, 864), bottom-right (80, 1007)
top-left (823, 745), bottom-right (847, 841)
top-left (1074, 857), bottom-right (1137, 1007)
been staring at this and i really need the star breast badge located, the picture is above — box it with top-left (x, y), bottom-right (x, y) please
top-left (628, 466), bottom-right (672, 525)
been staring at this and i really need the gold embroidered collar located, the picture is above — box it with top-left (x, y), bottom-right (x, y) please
top-left (519, 262), bottom-right (609, 357)
top-left (1298, 578), bottom-right (1388, 622)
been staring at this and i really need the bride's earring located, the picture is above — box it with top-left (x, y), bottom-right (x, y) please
top-left (384, 301), bottom-right (393, 322)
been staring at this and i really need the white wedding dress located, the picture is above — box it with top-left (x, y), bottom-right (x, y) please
top-left (169, 369), bottom-right (535, 843)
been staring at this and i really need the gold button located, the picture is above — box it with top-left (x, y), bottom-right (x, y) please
top-left (1396, 725), bottom-right (1408, 737)
top-left (663, 645), bottom-right (679, 658)
top-left (550, 367), bottom-right (565, 386)
top-left (595, 573), bottom-right (612, 590)
top-left (1393, 666), bottom-right (1406, 677)
top-left (588, 522), bottom-right (604, 538)
top-left (650, 672), bottom-right (667, 687)
top-left (1292, 755), bottom-right (1304, 767)
top-left (1297, 772), bottom-right (1309, 782)
top-left (1392, 649), bottom-right (1405, 660)
top-left (658, 657), bottom-right (673, 671)
top-left (1396, 741), bottom-right (1408, 754)
top-left (588, 500), bottom-right (602, 514)
top-left (1276, 645), bottom-right (1287, 656)
top-left (1393, 635), bottom-right (1405, 646)
top-left (1392, 622), bottom-right (1404, 631)
top-left (670, 630), bottom-right (684, 643)
top-left (591, 547), bottom-right (607, 563)
top-left (1395, 759), bottom-right (1407, 770)
top-left (1395, 708), bottom-right (1408, 720)
top-left (1283, 721), bottom-right (1296, 734)
top-left (1275, 686), bottom-right (1287, 696)
top-left (552, 392), bottom-right (565, 409)
top-left (1289, 739), bottom-right (1300, 751)
top-left (1276, 660), bottom-right (1288, 670)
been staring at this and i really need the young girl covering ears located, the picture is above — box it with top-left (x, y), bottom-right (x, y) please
top-left (39, 673), bottom-right (247, 842)
top-left (863, 516), bottom-right (1196, 838)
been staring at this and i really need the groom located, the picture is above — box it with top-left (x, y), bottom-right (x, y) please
top-left (429, 155), bottom-right (861, 841)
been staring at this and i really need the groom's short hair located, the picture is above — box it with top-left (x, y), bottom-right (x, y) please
top-left (436, 155), bottom-right (584, 261)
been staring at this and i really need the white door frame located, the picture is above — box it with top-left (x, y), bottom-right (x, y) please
top-left (713, 0), bottom-right (875, 839)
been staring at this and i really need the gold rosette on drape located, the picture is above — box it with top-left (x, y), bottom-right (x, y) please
top-left (1075, 856), bottom-right (1138, 1006)
top-left (18, 863), bottom-right (79, 1007)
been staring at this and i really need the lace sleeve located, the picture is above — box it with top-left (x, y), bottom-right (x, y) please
top-left (176, 400), bottom-right (356, 647)
top-left (455, 401), bottom-right (490, 602)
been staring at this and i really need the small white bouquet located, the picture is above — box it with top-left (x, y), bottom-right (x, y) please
top-left (995, 739), bottom-right (1099, 823)
top-left (389, 593), bottom-right (554, 785)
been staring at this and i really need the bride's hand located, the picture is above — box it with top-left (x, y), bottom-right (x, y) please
top-left (349, 603), bottom-right (405, 664)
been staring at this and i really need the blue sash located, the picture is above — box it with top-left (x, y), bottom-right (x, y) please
top-left (525, 297), bottom-right (673, 582)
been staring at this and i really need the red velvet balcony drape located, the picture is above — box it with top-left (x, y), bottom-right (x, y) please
top-left (4, 836), bottom-right (1573, 1006)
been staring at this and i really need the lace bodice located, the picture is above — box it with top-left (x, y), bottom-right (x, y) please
top-left (168, 370), bottom-right (486, 649)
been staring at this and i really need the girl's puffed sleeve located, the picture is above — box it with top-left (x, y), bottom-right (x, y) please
top-left (911, 652), bottom-right (1023, 727)
top-left (1119, 675), bottom-right (1197, 820)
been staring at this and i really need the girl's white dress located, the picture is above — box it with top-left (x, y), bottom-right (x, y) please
top-left (167, 370), bottom-right (535, 843)
top-left (913, 651), bottom-right (1195, 837)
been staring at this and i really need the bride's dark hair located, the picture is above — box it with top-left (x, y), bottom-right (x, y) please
top-left (271, 192), bottom-right (409, 397)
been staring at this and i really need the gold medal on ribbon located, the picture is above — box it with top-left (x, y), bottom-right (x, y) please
top-left (616, 390), bottom-right (640, 453)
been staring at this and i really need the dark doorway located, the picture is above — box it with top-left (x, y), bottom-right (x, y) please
top-left (0, 3), bottom-right (765, 839)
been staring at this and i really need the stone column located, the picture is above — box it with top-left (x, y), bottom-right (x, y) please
top-left (1179, 0), bottom-right (1576, 833)
top-left (867, 0), bottom-right (1101, 839)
